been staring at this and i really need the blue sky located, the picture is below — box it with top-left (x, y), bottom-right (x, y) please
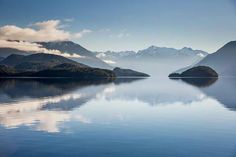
top-left (0, 0), bottom-right (235, 53)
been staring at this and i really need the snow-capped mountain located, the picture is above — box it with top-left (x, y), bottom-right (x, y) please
top-left (95, 46), bottom-right (208, 76)
top-left (137, 46), bottom-right (207, 58)
top-left (96, 46), bottom-right (207, 61)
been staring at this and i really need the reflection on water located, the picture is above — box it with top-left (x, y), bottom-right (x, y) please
top-left (0, 78), bottom-right (144, 133)
top-left (200, 78), bottom-right (236, 111)
top-left (0, 77), bottom-right (236, 156)
top-left (177, 77), bottom-right (236, 111)
top-left (0, 79), bottom-right (106, 132)
top-left (0, 78), bottom-right (113, 101)
top-left (174, 77), bottom-right (218, 87)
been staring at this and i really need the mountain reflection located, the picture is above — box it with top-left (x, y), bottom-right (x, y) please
top-left (178, 77), bottom-right (218, 87)
top-left (0, 78), bottom-right (114, 101)
top-left (178, 77), bottom-right (236, 111)
top-left (200, 78), bottom-right (236, 111)
top-left (0, 77), bottom-right (235, 133)
top-left (102, 78), bottom-right (207, 105)
top-left (0, 78), bottom-right (143, 133)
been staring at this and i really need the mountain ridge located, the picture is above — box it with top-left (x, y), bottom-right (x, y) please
top-left (0, 41), bottom-right (112, 70)
top-left (0, 53), bottom-right (150, 78)
top-left (95, 46), bottom-right (208, 76)
top-left (0, 53), bottom-right (88, 72)
top-left (96, 46), bottom-right (208, 58)
top-left (171, 41), bottom-right (236, 76)
top-left (39, 41), bottom-right (112, 69)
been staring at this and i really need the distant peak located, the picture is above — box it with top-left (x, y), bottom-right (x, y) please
top-left (145, 45), bottom-right (176, 51)
top-left (149, 45), bottom-right (156, 48)
top-left (147, 45), bottom-right (158, 49)
top-left (137, 46), bottom-right (159, 53)
top-left (181, 47), bottom-right (193, 51)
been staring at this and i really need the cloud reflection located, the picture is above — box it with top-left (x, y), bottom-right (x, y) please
top-left (1, 77), bottom-right (233, 133)
top-left (0, 78), bottom-right (114, 133)
top-left (0, 94), bottom-right (91, 133)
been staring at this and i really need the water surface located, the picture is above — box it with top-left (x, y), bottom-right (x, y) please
top-left (0, 77), bottom-right (236, 157)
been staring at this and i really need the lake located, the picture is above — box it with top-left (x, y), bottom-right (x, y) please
top-left (0, 77), bottom-right (236, 157)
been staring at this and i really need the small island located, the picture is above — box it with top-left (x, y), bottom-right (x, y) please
top-left (169, 66), bottom-right (218, 78)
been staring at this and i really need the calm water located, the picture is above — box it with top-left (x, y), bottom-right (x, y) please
top-left (0, 77), bottom-right (236, 157)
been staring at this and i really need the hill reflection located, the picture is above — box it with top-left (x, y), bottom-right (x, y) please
top-left (178, 77), bottom-right (236, 111)
top-left (0, 77), bottom-right (235, 133)
top-left (180, 77), bottom-right (218, 87)
top-left (0, 78), bottom-right (143, 132)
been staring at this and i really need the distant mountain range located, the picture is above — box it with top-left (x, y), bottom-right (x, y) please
top-left (95, 46), bottom-right (207, 61)
top-left (172, 41), bottom-right (236, 76)
top-left (95, 46), bottom-right (208, 76)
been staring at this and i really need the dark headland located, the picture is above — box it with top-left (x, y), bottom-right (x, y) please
top-left (0, 53), bottom-right (150, 79)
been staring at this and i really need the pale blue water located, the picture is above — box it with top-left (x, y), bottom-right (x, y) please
top-left (0, 77), bottom-right (236, 157)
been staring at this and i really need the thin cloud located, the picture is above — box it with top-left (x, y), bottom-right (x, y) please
top-left (0, 20), bottom-right (70, 42)
top-left (74, 29), bottom-right (93, 39)
top-left (0, 40), bottom-right (83, 58)
top-left (117, 32), bottom-right (131, 38)
top-left (103, 59), bottom-right (116, 64)
top-left (0, 20), bottom-right (93, 58)
top-left (98, 28), bottom-right (111, 32)
top-left (64, 18), bottom-right (75, 23)
top-left (109, 29), bottom-right (131, 39)
top-left (0, 19), bottom-right (92, 42)
top-left (0, 93), bottom-right (91, 133)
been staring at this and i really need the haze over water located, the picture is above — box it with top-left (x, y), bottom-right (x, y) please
top-left (0, 77), bottom-right (236, 157)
